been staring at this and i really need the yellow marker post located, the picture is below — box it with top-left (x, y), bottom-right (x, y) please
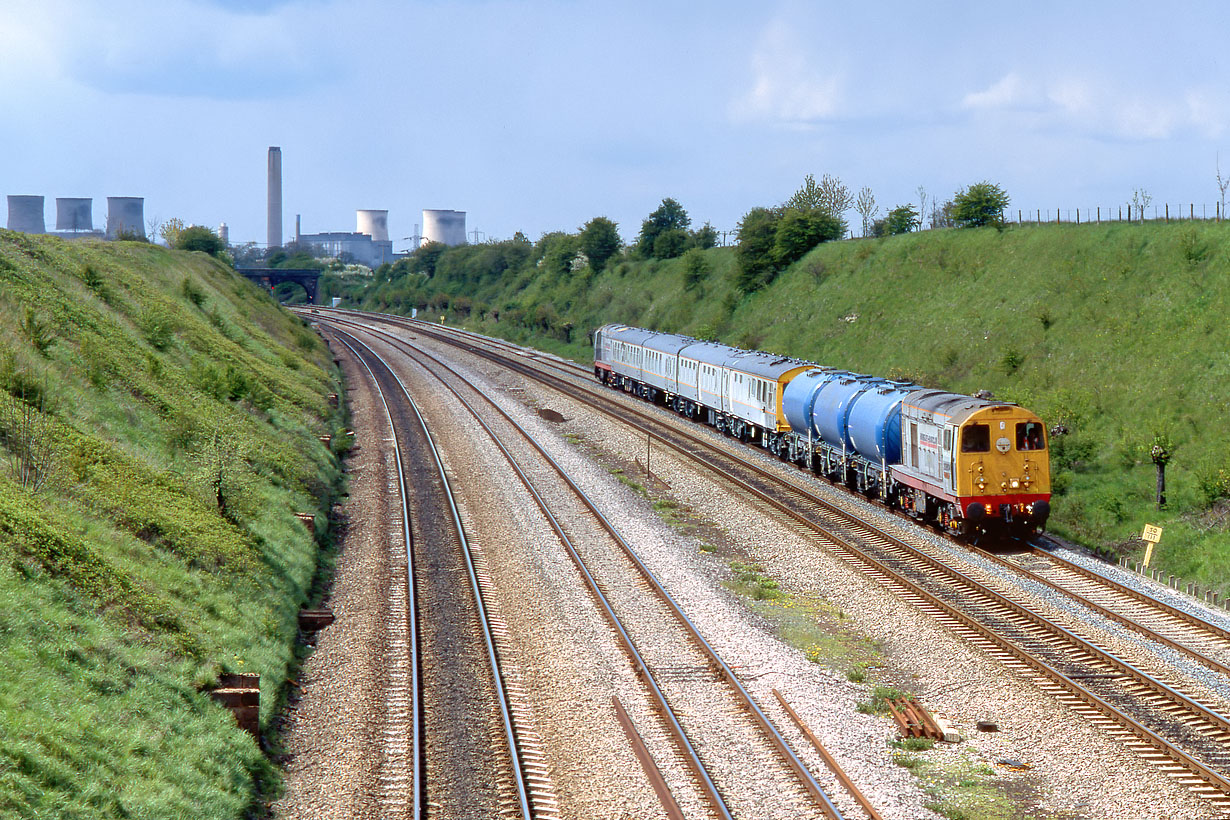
top-left (1142, 524), bottom-right (1163, 567)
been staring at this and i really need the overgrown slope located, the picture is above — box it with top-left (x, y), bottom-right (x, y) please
top-left (347, 221), bottom-right (1230, 586)
top-left (0, 231), bottom-right (341, 817)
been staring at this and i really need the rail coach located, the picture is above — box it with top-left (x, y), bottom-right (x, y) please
top-left (593, 324), bottom-right (1050, 536)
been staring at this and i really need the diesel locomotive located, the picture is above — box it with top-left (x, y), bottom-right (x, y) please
top-left (594, 324), bottom-right (1050, 535)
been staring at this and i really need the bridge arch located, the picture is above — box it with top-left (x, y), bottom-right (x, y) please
top-left (237, 268), bottom-right (321, 304)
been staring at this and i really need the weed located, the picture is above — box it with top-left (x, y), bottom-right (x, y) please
top-left (728, 561), bottom-right (784, 601)
top-left (891, 737), bottom-right (935, 751)
top-left (21, 307), bottom-right (56, 355)
top-left (1000, 348), bottom-right (1022, 375)
top-left (181, 276), bottom-right (206, 308)
top-left (857, 685), bottom-right (910, 715)
top-left (698, 542), bottom-right (717, 553)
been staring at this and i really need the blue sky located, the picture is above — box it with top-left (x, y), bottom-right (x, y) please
top-left (2, 0), bottom-right (1228, 249)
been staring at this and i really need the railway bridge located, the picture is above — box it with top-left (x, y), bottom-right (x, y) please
top-left (238, 268), bottom-right (321, 304)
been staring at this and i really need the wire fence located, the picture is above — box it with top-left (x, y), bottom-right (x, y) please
top-left (1005, 202), bottom-right (1228, 226)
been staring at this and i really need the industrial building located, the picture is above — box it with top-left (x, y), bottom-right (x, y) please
top-left (5, 195), bottom-right (117, 240)
top-left (296, 209), bottom-right (395, 268)
top-left (422, 209), bottom-right (467, 246)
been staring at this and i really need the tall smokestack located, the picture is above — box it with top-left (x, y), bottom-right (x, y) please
top-left (267, 146), bottom-right (282, 249)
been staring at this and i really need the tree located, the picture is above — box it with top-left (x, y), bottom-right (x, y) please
top-left (410, 241), bottom-right (447, 276)
top-left (0, 366), bottom-right (56, 492)
top-left (875, 204), bottom-right (919, 237)
top-left (174, 225), bottom-right (225, 257)
top-left (916, 186), bottom-right (928, 231)
top-left (579, 216), bottom-right (621, 272)
top-left (691, 222), bottom-right (718, 250)
top-left (637, 198), bottom-right (691, 258)
top-left (735, 207), bottom-right (781, 293)
top-left (1130, 188), bottom-right (1153, 222)
top-left (159, 217), bottom-right (186, 247)
top-left (1218, 155), bottom-right (1229, 220)
top-left (772, 208), bottom-right (844, 267)
top-left (787, 173), bottom-right (854, 218)
top-left (652, 229), bottom-right (688, 260)
top-left (681, 248), bottom-right (710, 289)
top-left (855, 187), bottom-right (878, 237)
top-left (951, 182), bottom-right (1010, 228)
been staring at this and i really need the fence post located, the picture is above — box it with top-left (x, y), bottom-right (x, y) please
top-left (1076, 208), bottom-right (1080, 224)
top-left (1018, 209), bottom-right (1022, 224)
top-left (1165, 203), bottom-right (1169, 222)
top-left (1057, 207), bottom-right (1061, 223)
top-left (1097, 206), bottom-right (1100, 223)
top-left (1036, 209), bottom-right (1040, 223)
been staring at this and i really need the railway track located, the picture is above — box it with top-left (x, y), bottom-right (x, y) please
top-left (324, 318), bottom-right (856, 819)
top-left (309, 309), bottom-right (1230, 808)
top-left (329, 330), bottom-right (534, 820)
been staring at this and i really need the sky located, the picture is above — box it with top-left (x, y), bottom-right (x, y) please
top-left (2, 0), bottom-right (1229, 250)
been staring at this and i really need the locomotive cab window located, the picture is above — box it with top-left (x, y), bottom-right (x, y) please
top-left (961, 424), bottom-right (990, 453)
top-left (1017, 421), bottom-right (1045, 451)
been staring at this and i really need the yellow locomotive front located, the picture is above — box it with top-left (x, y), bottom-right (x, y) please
top-left (952, 405), bottom-right (1051, 531)
top-left (895, 392), bottom-right (1051, 534)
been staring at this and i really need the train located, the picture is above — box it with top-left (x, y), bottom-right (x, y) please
top-left (593, 324), bottom-right (1051, 536)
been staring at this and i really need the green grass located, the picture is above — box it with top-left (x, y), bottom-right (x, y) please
top-left (0, 231), bottom-right (343, 816)
top-left (351, 220), bottom-right (1230, 587)
top-left (905, 748), bottom-right (1017, 820)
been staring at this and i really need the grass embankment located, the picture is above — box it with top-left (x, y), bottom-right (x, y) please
top-left (348, 221), bottom-right (1230, 586)
top-left (0, 231), bottom-right (342, 817)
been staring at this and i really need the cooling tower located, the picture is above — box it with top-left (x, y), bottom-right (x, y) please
top-left (268, 146), bottom-right (282, 249)
top-left (106, 197), bottom-right (145, 239)
top-left (421, 209), bottom-right (467, 246)
top-left (356, 209), bottom-right (389, 242)
top-left (7, 195), bottom-right (45, 233)
top-left (55, 198), bottom-right (93, 232)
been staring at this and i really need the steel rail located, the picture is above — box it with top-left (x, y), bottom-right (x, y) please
top-left (325, 312), bottom-right (1230, 800)
top-left (331, 331), bottom-right (534, 820)
top-left (328, 318), bottom-right (845, 820)
top-left (331, 333), bottom-right (425, 818)
top-left (1032, 541), bottom-right (1230, 643)
top-left (972, 546), bottom-right (1230, 679)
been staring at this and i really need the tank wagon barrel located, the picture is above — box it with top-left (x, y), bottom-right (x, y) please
top-left (593, 323), bottom-right (1051, 536)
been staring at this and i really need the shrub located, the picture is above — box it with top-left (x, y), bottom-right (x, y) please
top-left (772, 207), bottom-right (844, 268)
top-left (174, 226), bottom-right (225, 257)
top-left (952, 182), bottom-right (1010, 228)
top-left (681, 248), bottom-right (710, 289)
top-left (735, 207), bottom-right (781, 293)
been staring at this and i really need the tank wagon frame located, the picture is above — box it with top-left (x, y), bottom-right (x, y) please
top-left (594, 324), bottom-right (1050, 536)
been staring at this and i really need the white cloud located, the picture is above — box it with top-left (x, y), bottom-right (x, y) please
top-left (729, 18), bottom-right (843, 126)
top-left (962, 71), bottom-right (1229, 141)
top-left (0, 0), bottom-right (344, 100)
top-left (962, 73), bottom-right (1043, 111)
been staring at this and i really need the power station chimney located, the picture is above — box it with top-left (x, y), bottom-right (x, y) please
top-left (267, 146), bottom-right (282, 249)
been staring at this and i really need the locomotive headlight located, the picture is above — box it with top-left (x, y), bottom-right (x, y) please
top-left (978, 464), bottom-right (984, 474)
top-left (1010, 479), bottom-right (1020, 489)
top-left (1000, 481), bottom-right (1008, 490)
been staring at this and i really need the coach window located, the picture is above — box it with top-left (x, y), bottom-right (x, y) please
top-left (1017, 421), bottom-right (1045, 451)
top-left (961, 423), bottom-right (990, 453)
